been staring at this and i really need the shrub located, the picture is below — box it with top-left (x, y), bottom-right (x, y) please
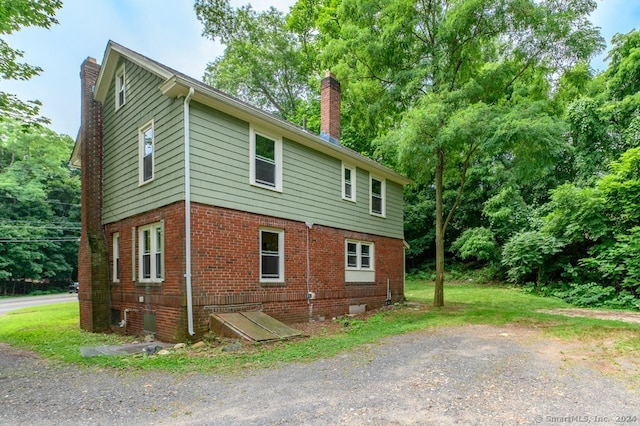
top-left (502, 230), bottom-right (564, 284)
top-left (552, 282), bottom-right (640, 310)
top-left (451, 227), bottom-right (499, 263)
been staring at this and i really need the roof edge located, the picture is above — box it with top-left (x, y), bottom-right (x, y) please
top-left (94, 40), bottom-right (174, 103)
top-left (162, 76), bottom-right (412, 185)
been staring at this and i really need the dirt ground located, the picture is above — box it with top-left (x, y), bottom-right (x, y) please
top-left (2, 304), bottom-right (640, 425)
top-left (538, 308), bottom-right (640, 323)
top-left (290, 304), bottom-right (640, 382)
top-left (3, 322), bottom-right (639, 425)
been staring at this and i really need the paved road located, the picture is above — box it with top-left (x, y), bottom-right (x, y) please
top-left (0, 293), bottom-right (78, 316)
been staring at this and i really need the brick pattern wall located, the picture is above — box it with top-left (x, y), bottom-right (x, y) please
top-left (105, 201), bottom-right (404, 342)
top-left (320, 72), bottom-right (341, 142)
top-left (78, 57), bottom-right (110, 332)
top-left (105, 202), bottom-right (186, 342)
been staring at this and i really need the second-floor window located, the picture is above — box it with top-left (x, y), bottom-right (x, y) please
top-left (370, 176), bottom-right (385, 216)
top-left (342, 163), bottom-right (356, 202)
top-left (115, 65), bottom-right (126, 109)
top-left (250, 127), bottom-right (282, 191)
top-left (139, 121), bottom-right (154, 184)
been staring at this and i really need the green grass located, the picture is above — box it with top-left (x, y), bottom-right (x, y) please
top-left (1, 279), bottom-right (638, 373)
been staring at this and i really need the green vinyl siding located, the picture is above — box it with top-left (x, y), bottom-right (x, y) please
top-left (189, 103), bottom-right (404, 239)
top-left (102, 59), bottom-right (184, 224)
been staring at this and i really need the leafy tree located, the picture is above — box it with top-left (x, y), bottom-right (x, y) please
top-left (323, 0), bottom-right (603, 306)
top-left (606, 30), bottom-right (640, 101)
top-left (0, 118), bottom-right (79, 292)
top-left (0, 0), bottom-right (62, 124)
top-left (195, 1), bottom-right (317, 125)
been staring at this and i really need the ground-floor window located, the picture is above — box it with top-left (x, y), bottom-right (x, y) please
top-left (138, 222), bottom-right (164, 283)
top-left (345, 239), bottom-right (375, 283)
top-left (260, 228), bottom-right (284, 283)
top-left (112, 232), bottom-right (120, 282)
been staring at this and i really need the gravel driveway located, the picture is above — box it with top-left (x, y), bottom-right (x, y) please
top-left (2, 324), bottom-right (638, 425)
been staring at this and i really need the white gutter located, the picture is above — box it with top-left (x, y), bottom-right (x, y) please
top-left (184, 87), bottom-right (195, 336)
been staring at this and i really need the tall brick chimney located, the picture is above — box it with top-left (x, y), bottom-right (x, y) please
top-left (78, 57), bottom-right (110, 332)
top-left (320, 71), bottom-right (341, 145)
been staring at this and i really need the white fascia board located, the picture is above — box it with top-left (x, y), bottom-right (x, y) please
top-left (94, 41), bottom-right (173, 104)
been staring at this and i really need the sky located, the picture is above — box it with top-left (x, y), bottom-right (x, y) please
top-left (2, 0), bottom-right (639, 138)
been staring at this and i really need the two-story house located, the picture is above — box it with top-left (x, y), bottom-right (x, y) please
top-left (72, 41), bottom-right (410, 342)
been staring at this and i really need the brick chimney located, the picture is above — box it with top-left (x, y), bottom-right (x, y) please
top-left (320, 71), bottom-right (341, 145)
top-left (78, 57), bottom-right (110, 332)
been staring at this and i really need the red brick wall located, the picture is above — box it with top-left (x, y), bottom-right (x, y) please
top-left (105, 202), bottom-right (186, 342)
top-left (105, 201), bottom-right (404, 342)
top-left (78, 57), bottom-right (110, 332)
top-left (320, 72), bottom-right (341, 141)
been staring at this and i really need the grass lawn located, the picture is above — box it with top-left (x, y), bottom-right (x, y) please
top-left (0, 279), bottom-right (638, 373)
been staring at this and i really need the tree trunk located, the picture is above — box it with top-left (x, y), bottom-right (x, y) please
top-left (434, 146), bottom-right (445, 307)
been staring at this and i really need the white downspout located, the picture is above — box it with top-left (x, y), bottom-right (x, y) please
top-left (184, 87), bottom-right (195, 336)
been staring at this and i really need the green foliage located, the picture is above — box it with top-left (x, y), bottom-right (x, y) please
top-left (537, 146), bottom-right (640, 308)
top-left (0, 0), bottom-right (62, 123)
top-left (482, 187), bottom-right (533, 244)
top-left (566, 97), bottom-right (624, 183)
top-left (551, 282), bottom-right (639, 310)
top-left (606, 29), bottom-right (640, 101)
top-left (580, 227), bottom-right (640, 297)
top-left (554, 62), bottom-right (597, 110)
top-left (543, 183), bottom-right (608, 244)
top-left (597, 147), bottom-right (640, 230)
top-left (501, 230), bottom-right (564, 284)
top-left (403, 184), bottom-right (436, 263)
top-left (451, 227), bottom-right (498, 263)
top-left (0, 118), bottom-right (79, 287)
top-left (196, 2), bottom-right (317, 123)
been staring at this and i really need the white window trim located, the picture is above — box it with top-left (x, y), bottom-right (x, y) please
top-left (249, 126), bottom-right (283, 192)
top-left (345, 239), bottom-right (375, 282)
top-left (260, 228), bottom-right (285, 283)
top-left (369, 175), bottom-right (386, 217)
top-left (342, 163), bottom-right (356, 202)
top-left (115, 65), bottom-right (126, 110)
top-left (139, 120), bottom-right (155, 185)
top-left (137, 221), bottom-right (164, 283)
top-left (112, 232), bottom-right (120, 283)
